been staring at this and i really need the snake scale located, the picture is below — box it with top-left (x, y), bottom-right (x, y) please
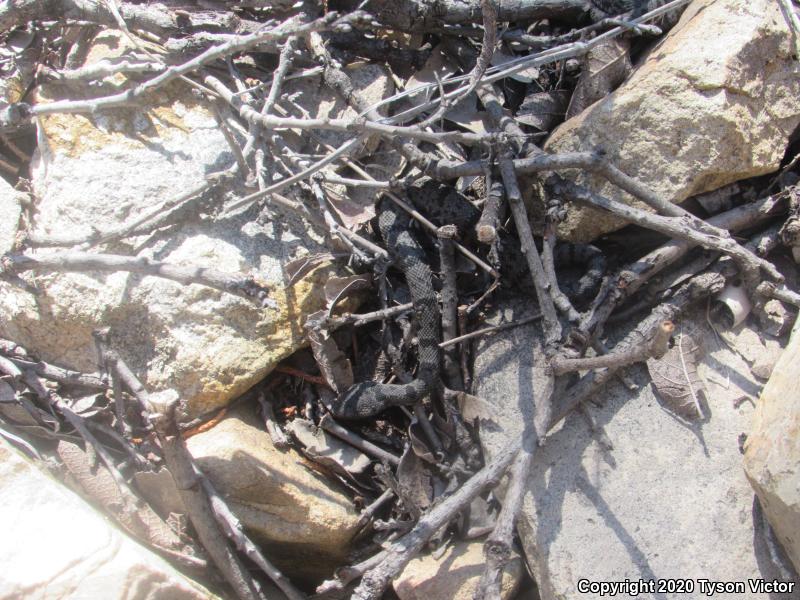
top-left (331, 198), bottom-right (441, 419)
top-left (407, 178), bottom-right (607, 305)
top-left (330, 180), bottom-right (608, 419)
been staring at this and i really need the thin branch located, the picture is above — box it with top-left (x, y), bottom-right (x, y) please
top-left (153, 402), bottom-right (266, 600)
top-left (438, 225), bottom-right (463, 389)
top-left (3, 13), bottom-right (357, 126)
top-left (370, 0), bottom-right (691, 126)
top-left (475, 442), bottom-right (532, 600)
top-left (5, 357), bottom-right (107, 390)
top-left (26, 372), bottom-right (143, 515)
top-left (2, 251), bottom-right (272, 306)
top-left (553, 179), bottom-right (782, 289)
top-left (38, 59), bottom-right (165, 83)
top-left (323, 302), bottom-right (414, 330)
top-left (104, 346), bottom-right (302, 600)
top-left (319, 413), bottom-right (401, 465)
top-left (310, 178), bottom-right (379, 262)
top-left (357, 488), bottom-right (395, 528)
top-left (476, 180), bottom-right (504, 244)
top-left (0, 0), bottom-right (260, 39)
top-left (227, 135), bottom-right (366, 212)
top-left (541, 211), bottom-right (581, 324)
top-left (301, 34), bottom-right (500, 279)
top-left (499, 155), bottom-right (561, 348)
top-left (26, 170), bottom-right (237, 249)
top-left (351, 432), bottom-right (522, 599)
top-left (550, 320), bottom-right (674, 375)
top-left (338, 162), bottom-right (499, 279)
top-left (198, 471), bottom-right (306, 600)
top-left (417, 0), bottom-right (497, 127)
top-left (777, 0), bottom-right (800, 56)
top-left (244, 34), bottom-right (300, 161)
top-left (201, 73), bottom-right (490, 148)
top-left (550, 273), bottom-right (725, 426)
top-left (258, 392), bottom-right (290, 450)
top-left (438, 313), bottom-right (542, 349)
top-left (580, 192), bottom-right (786, 336)
top-left (756, 281), bottom-right (800, 308)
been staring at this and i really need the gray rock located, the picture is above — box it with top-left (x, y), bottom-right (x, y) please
top-left (393, 540), bottom-right (523, 600)
top-left (0, 437), bottom-right (214, 599)
top-left (541, 0), bottom-right (800, 242)
top-left (0, 177), bottom-right (22, 254)
top-left (185, 406), bottom-right (361, 581)
top-left (0, 30), bottom-right (345, 416)
top-left (745, 318), bottom-right (800, 573)
top-left (470, 295), bottom-right (799, 600)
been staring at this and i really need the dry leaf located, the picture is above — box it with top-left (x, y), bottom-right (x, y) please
top-left (286, 418), bottom-right (371, 478)
top-left (306, 310), bottom-right (354, 394)
top-left (58, 441), bottom-right (198, 556)
top-left (323, 274), bottom-right (372, 307)
top-left (443, 93), bottom-right (494, 135)
top-left (0, 380), bottom-right (40, 427)
top-left (647, 331), bottom-right (706, 420)
top-left (490, 49), bottom-right (540, 83)
top-left (566, 39), bottom-right (631, 119)
top-left (516, 90), bottom-right (570, 131)
top-left (133, 468), bottom-right (186, 516)
top-left (397, 445), bottom-right (433, 511)
top-left (404, 46), bottom-right (458, 104)
top-left (69, 393), bottom-right (102, 416)
top-left (283, 253), bottom-right (335, 287)
top-left (464, 494), bottom-right (496, 538)
top-left (0, 379), bottom-right (15, 403)
top-left (324, 189), bottom-right (378, 229)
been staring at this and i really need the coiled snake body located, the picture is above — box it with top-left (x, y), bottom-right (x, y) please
top-left (331, 199), bottom-right (441, 419)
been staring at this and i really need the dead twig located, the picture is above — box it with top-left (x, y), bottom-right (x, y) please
top-left (323, 302), bottom-right (414, 330)
top-left (244, 34), bottom-right (300, 161)
top-left (319, 413), bottom-right (401, 465)
top-left (476, 180), bottom-right (504, 244)
top-left (2, 13), bottom-right (358, 127)
top-left (756, 281), bottom-right (800, 308)
top-left (2, 251), bottom-right (272, 306)
top-left (550, 320), bottom-right (674, 375)
top-left (438, 225), bottom-right (463, 389)
top-left (350, 432), bottom-right (522, 599)
top-left (551, 272), bottom-right (725, 426)
top-left (553, 179), bottom-right (782, 290)
top-left (38, 59), bottom-right (165, 83)
top-left (475, 440), bottom-right (533, 600)
top-left (357, 488), bottom-right (395, 528)
top-left (580, 192), bottom-right (786, 336)
top-left (499, 155), bottom-right (562, 348)
top-left (258, 392), bottom-right (290, 450)
top-left (438, 313), bottom-right (543, 349)
top-left (103, 345), bottom-right (303, 600)
top-left (26, 170), bottom-right (237, 249)
top-left (5, 357), bottom-right (107, 390)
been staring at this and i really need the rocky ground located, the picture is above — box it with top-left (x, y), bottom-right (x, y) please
top-left (0, 0), bottom-right (799, 599)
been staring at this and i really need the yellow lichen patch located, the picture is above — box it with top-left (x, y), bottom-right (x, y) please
top-left (35, 29), bottom-right (210, 158)
top-left (0, 73), bottom-right (26, 104)
top-left (36, 85), bottom-right (212, 159)
top-left (185, 264), bottom-right (359, 416)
